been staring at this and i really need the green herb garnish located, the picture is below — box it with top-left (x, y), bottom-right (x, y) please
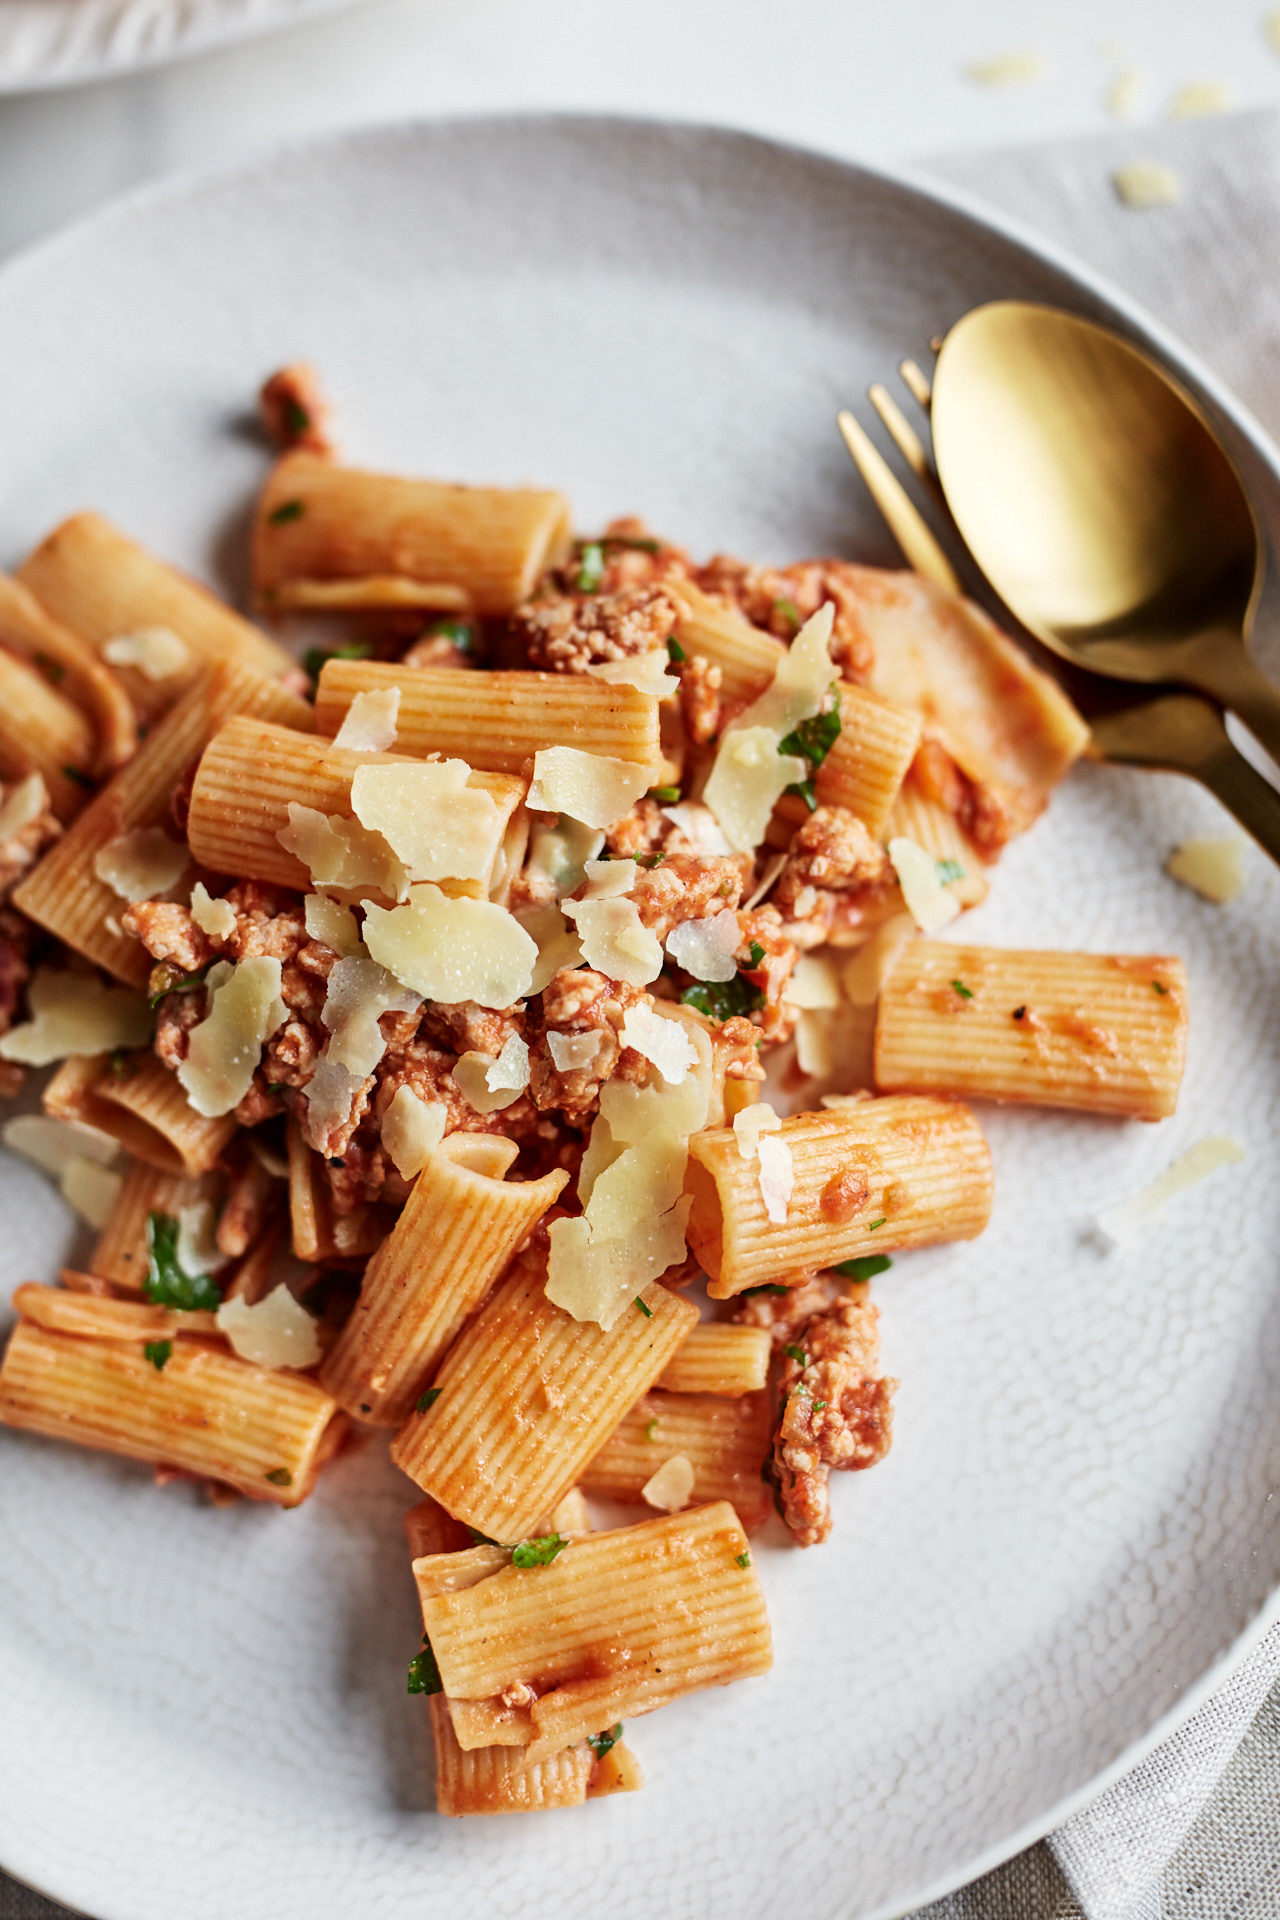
top-left (587, 1723), bottom-right (622, 1758)
top-left (407, 1635), bottom-right (443, 1695)
top-left (265, 1468), bottom-right (293, 1487)
top-left (576, 542), bottom-right (606, 593)
top-left (416, 1387), bottom-right (442, 1414)
top-left (302, 638), bottom-right (373, 691)
top-left (144, 1211), bottom-right (222, 1312)
top-left (735, 1550), bottom-right (751, 1568)
top-left (742, 1282), bottom-right (789, 1296)
top-left (773, 597), bottom-right (801, 634)
top-left (633, 1296), bottom-right (653, 1319)
top-left (423, 616), bottom-right (476, 653)
top-left (149, 963), bottom-right (210, 1010)
top-left (61, 764), bottom-right (93, 789)
top-left (1152, 980), bottom-right (1168, 995)
top-left (778, 701), bottom-right (841, 811)
top-left (783, 1343), bottom-right (809, 1367)
top-left (680, 971), bottom-right (765, 1023)
top-left (835, 1254), bottom-right (892, 1282)
top-left (813, 1400), bottom-right (828, 1412)
top-left (645, 1418), bottom-right (659, 1441)
top-left (648, 786), bottom-right (681, 804)
top-left (34, 651), bottom-right (65, 685)
top-left (467, 1527), bottom-right (503, 1547)
top-left (746, 941), bottom-right (765, 969)
top-left (935, 858), bottom-right (965, 883)
top-left (667, 636), bottom-right (687, 664)
top-left (867, 1217), bottom-right (886, 1233)
top-left (511, 1533), bottom-right (568, 1569)
top-left (267, 498), bottom-right (305, 525)
top-left (143, 1339), bottom-right (172, 1371)
top-left (640, 851), bottom-right (667, 869)
top-left (283, 396), bottom-right (311, 436)
top-left (951, 978), bottom-right (974, 1000)
top-left (108, 1048), bottom-right (136, 1082)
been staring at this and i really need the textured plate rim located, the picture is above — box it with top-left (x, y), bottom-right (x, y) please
top-left (0, 108), bottom-right (1278, 1920)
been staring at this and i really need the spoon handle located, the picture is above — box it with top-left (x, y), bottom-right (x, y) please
top-left (1176, 637), bottom-right (1280, 774)
top-left (1089, 692), bottom-right (1280, 868)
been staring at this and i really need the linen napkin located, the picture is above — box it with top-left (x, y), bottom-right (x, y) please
top-left (5, 105), bottom-right (1280, 1920)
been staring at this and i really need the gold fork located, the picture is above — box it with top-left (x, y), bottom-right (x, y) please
top-left (836, 372), bottom-right (1280, 865)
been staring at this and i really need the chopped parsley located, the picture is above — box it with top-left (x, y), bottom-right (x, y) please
top-left (778, 701), bottom-right (842, 811)
top-left (415, 1387), bottom-right (442, 1414)
top-left (680, 971), bottom-right (765, 1023)
top-left (283, 396), bottom-right (311, 436)
top-left (667, 635), bottom-right (687, 664)
top-left (633, 1296), bottom-right (653, 1318)
top-left (61, 764), bottom-right (93, 789)
top-left (108, 1049), bottom-right (136, 1082)
top-left (742, 1282), bottom-right (789, 1296)
top-left (645, 1418), bottom-right (659, 1441)
top-left (1152, 980), bottom-right (1169, 995)
top-left (143, 1339), bottom-right (172, 1371)
top-left (576, 542), bottom-right (606, 593)
top-left (866, 1217), bottom-right (886, 1232)
top-left (587, 1723), bottom-right (622, 1759)
top-left (640, 851), bottom-right (667, 869)
top-left (773, 597), bottom-right (801, 634)
top-left (950, 978), bottom-right (974, 1000)
top-left (302, 638), bottom-right (373, 691)
top-left (423, 615), bottom-right (476, 653)
top-left (144, 1211), bottom-right (222, 1312)
top-left (149, 963), bottom-right (210, 1010)
top-left (267, 498), bottom-right (305, 525)
top-left (813, 1400), bottom-right (828, 1412)
top-left (835, 1254), bottom-right (892, 1282)
top-left (648, 785), bottom-right (681, 804)
top-left (467, 1527), bottom-right (503, 1547)
top-left (746, 940), bottom-right (766, 969)
top-left (511, 1533), bottom-right (568, 1569)
top-left (603, 534), bottom-right (661, 554)
top-left (935, 858), bottom-right (965, 884)
top-left (407, 1635), bottom-right (443, 1695)
top-left (33, 651), bottom-right (65, 685)
top-left (1012, 1005), bottom-right (1027, 1021)
top-left (734, 1550), bottom-right (751, 1569)
top-left (265, 1468), bottom-right (293, 1487)
top-left (783, 1343), bottom-right (809, 1367)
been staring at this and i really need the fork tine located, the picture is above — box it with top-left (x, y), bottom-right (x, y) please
top-left (835, 409), bottom-right (961, 594)
top-left (899, 359), bottom-right (933, 410)
top-left (868, 382), bottom-right (931, 483)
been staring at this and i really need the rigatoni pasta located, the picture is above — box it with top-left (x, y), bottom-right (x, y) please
top-left (580, 1389), bottom-right (775, 1529)
top-left (655, 1322), bottom-right (772, 1396)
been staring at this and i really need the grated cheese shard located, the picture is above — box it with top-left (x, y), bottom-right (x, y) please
top-left (757, 1132), bottom-right (795, 1224)
top-left (61, 1156), bottom-right (123, 1229)
top-left (190, 882), bottom-right (237, 942)
top-left (1113, 160), bottom-right (1182, 207)
top-left (277, 803), bottom-right (409, 902)
top-left (0, 969), bottom-right (151, 1066)
top-left (526, 747), bottom-right (652, 829)
top-left (560, 895), bottom-right (663, 988)
top-left (620, 1002), bottom-right (698, 1084)
top-left (0, 773), bottom-right (49, 841)
top-left (585, 651), bottom-right (678, 699)
top-left (965, 49), bottom-right (1044, 86)
top-left (362, 885), bottom-right (536, 1009)
top-left (547, 1029), bottom-right (605, 1072)
top-left (666, 909), bottom-right (740, 983)
top-left (1096, 1136), bottom-right (1246, 1250)
top-left (843, 913), bottom-right (916, 1005)
top-left (527, 818), bottom-right (605, 896)
top-left (103, 626), bottom-right (191, 682)
top-left (321, 954), bottom-right (420, 1077)
top-left (783, 953), bottom-right (841, 1010)
top-left (703, 602), bottom-right (835, 853)
top-left (888, 836), bottom-right (961, 933)
top-left (303, 1058), bottom-right (368, 1147)
top-left (176, 956), bottom-right (286, 1118)
top-left (453, 1033), bottom-right (531, 1114)
top-left (381, 1084), bottom-right (447, 1178)
top-left (217, 1284), bottom-right (322, 1370)
top-left (93, 827), bottom-right (189, 903)
top-left (545, 1204), bottom-right (691, 1331)
top-left (3, 1113), bottom-right (119, 1179)
top-left (332, 686), bottom-right (400, 753)
top-left (1166, 835), bottom-right (1247, 904)
top-left (580, 857), bottom-right (637, 900)
top-left (349, 760), bottom-right (504, 885)
top-left (662, 801), bottom-right (733, 857)
top-left (517, 903), bottom-right (585, 994)
top-left (641, 1453), bottom-right (695, 1512)
top-left (795, 1008), bottom-right (835, 1079)
top-left (733, 1102), bottom-right (782, 1162)
top-left (176, 1198), bottom-right (230, 1279)
top-left (304, 892), bottom-right (363, 956)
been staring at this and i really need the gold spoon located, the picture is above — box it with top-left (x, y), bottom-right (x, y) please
top-left (929, 300), bottom-right (1280, 764)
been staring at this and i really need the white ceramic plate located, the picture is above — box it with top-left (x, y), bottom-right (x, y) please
top-left (2, 117), bottom-right (1280, 1920)
top-left (0, 0), bottom-right (368, 93)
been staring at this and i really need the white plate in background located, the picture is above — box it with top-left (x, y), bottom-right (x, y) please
top-left (0, 116), bottom-right (1279, 1920)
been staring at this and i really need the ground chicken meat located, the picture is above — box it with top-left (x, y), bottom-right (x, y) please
top-left (526, 967), bottom-right (649, 1121)
top-left (0, 906), bottom-right (31, 1044)
top-left (771, 1296), bottom-right (897, 1547)
top-left (603, 798), bottom-right (670, 862)
top-left (711, 1014), bottom-right (766, 1089)
top-left (695, 554), bottom-right (876, 682)
top-left (400, 632), bottom-right (475, 672)
top-left (153, 990), bottom-right (204, 1072)
top-left (215, 1152), bottom-right (282, 1259)
top-left (0, 797), bottom-right (60, 901)
top-left (513, 583), bottom-right (677, 674)
top-left (733, 1270), bottom-right (844, 1343)
top-left (678, 653), bottom-right (723, 745)
top-left (123, 901), bottom-right (213, 975)
top-left (259, 362), bottom-right (334, 454)
top-left (630, 853), bottom-right (744, 942)
top-left (771, 805), bottom-right (897, 950)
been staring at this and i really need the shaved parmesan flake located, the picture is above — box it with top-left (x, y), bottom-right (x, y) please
top-left (545, 1200), bottom-right (691, 1331)
top-left (888, 836), bottom-right (961, 934)
top-left (526, 747), bottom-right (651, 829)
top-left (965, 49), bottom-right (1044, 86)
top-left (666, 909), bottom-right (740, 983)
top-left (743, 849), bottom-right (787, 912)
top-left (217, 1285), bottom-right (322, 1370)
top-left (1170, 80), bottom-right (1229, 118)
top-left (1106, 68), bottom-right (1144, 119)
top-left (362, 885), bottom-right (536, 1008)
top-left (322, 954), bottom-right (420, 1077)
top-left (602, 1013), bottom-right (712, 1145)
top-left (381, 1084), bottom-right (447, 1179)
top-left (581, 857), bottom-right (637, 899)
top-left (757, 1132), bottom-right (794, 1224)
top-left (61, 1155), bottom-right (123, 1229)
top-left (561, 895), bottom-right (663, 988)
top-left (176, 1198), bottom-right (231, 1279)
top-left (733, 1102), bottom-right (781, 1162)
top-left (278, 803), bottom-right (408, 902)
top-left (662, 801), bottom-right (733, 858)
top-left (547, 1029), bottom-right (604, 1072)
top-left (190, 882), bottom-right (236, 942)
top-left (103, 626), bottom-right (190, 682)
top-left (585, 650), bottom-right (678, 698)
top-left (642, 1453), bottom-right (695, 1512)
top-left (620, 1002), bottom-right (698, 1084)
top-left (746, 603), bottom-right (837, 736)
top-left (332, 686), bottom-right (400, 753)
top-left (3, 1113), bottom-right (119, 1178)
top-left (0, 773), bottom-right (48, 841)
top-left (784, 953), bottom-right (841, 1010)
top-left (93, 827), bottom-right (188, 903)
top-left (796, 1008), bottom-right (836, 1078)
top-left (177, 957), bottom-right (286, 1117)
top-left (303, 1058), bottom-right (368, 1147)
top-left (350, 760), bottom-right (503, 885)
top-left (0, 969), bottom-right (151, 1066)
top-left (304, 892), bottom-right (362, 956)
top-left (517, 903), bottom-right (585, 994)
top-left (1113, 160), bottom-right (1182, 207)
top-left (843, 913), bottom-right (916, 1005)
top-left (819, 1091), bottom-right (874, 1111)
top-left (1166, 835), bottom-right (1247, 904)
top-left (1096, 1136), bottom-right (1246, 1250)
top-left (453, 1033), bottom-right (531, 1114)
top-left (527, 818), bottom-right (605, 896)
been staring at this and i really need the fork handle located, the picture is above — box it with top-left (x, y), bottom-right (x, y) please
top-left (1090, 691), bottom-right (1280, 867)
top-left (1195, 732), bottom-right (1280, 866)
top-left (1175, 634), bottom-right (1280, 775)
